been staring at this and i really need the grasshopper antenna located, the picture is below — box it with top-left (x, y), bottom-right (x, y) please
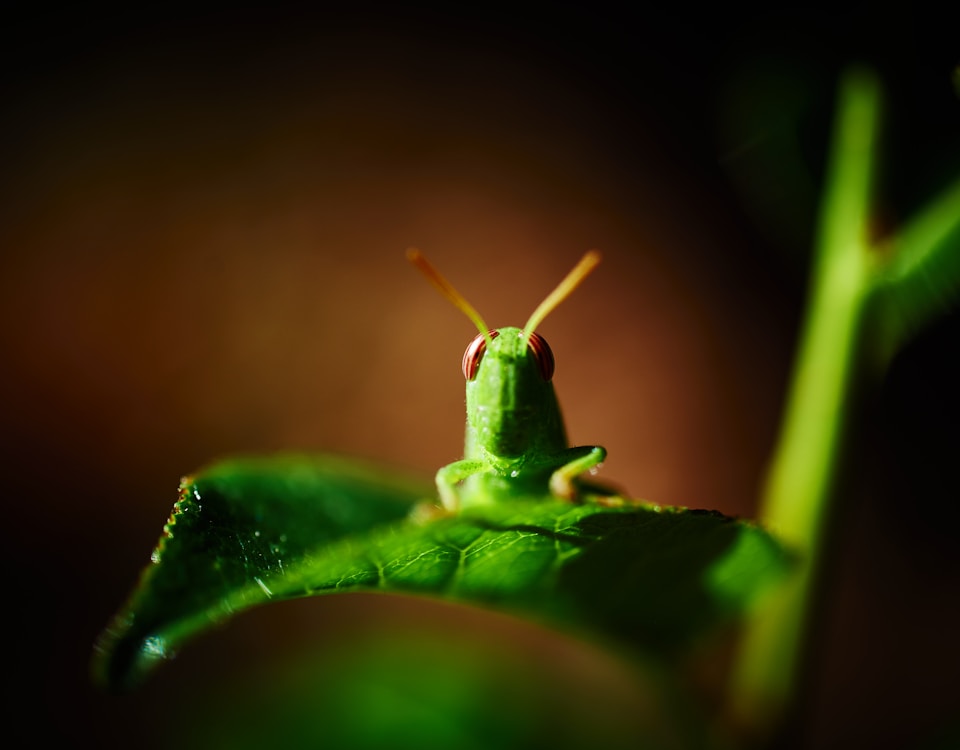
top-left (523, 250), bottom-right (601, 339)
top-left (407, 249), bottom-right (492, 344)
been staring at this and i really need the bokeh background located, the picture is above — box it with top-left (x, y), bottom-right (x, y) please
top-left (2, 4), bottom-right (957, 747)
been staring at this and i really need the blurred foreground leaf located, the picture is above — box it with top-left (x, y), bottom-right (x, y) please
top-left (94, 454), bottom-right (791, 692)
top-left (169, 618), bottom-right (691, 750)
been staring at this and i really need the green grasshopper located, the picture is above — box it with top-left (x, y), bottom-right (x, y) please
top-left (408, 249), bottom-right (609, 512)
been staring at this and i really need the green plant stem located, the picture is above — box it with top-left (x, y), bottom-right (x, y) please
top-left (727, 68), bottom-right (881, 738)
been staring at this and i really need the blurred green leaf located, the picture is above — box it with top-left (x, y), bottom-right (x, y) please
top-left (870, 175), bottom-right (960, 364)
top-left (94, 454), bottom-right (791, 692)
top-left (171, 625), bottom-right (690, 750)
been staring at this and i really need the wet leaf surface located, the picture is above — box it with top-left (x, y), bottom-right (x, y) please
top-left (94, 454), bottom-right (790, 692)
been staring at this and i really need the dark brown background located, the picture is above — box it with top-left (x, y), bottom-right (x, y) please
top-left (2, 4), bottom-right (957, 748)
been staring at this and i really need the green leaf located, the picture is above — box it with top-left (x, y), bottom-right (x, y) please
top-left (93, 453), bottom-right (432, 691)
top-left (94, 454), bottom-right (791, 692)
top-left (869, 174), bottom-right (960, 364)
top-left (168, 623), bottom-right (692, 750)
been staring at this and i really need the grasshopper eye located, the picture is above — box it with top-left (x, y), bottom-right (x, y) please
top-left (526, 332), bottom-right (555, 381)
top-left (462, 330), bottom-right (500, 380)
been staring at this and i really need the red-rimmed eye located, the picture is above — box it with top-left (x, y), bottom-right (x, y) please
top-left (526, 332), bottom-right (555, 381)
top-left (462, 330), bottom-right (499, 380)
